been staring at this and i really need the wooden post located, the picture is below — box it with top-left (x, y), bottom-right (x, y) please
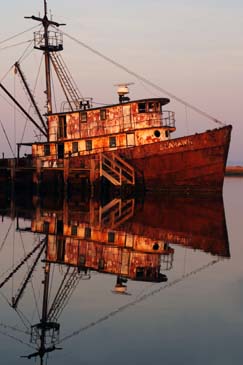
top-left (63, 158), bottom-right (69, 195)
top-left (33, 157), bottom-right (41, 196)
top-left (10, 159), bottom-right (16, 196)
top-left (90, 157), bottom-right (97, 198)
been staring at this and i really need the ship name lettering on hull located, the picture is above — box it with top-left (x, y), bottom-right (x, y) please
top-left (160, 138), bottom-right (193, 150)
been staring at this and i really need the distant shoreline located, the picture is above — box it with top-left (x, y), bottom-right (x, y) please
top-left (225, 166), bottom-right (243, 176)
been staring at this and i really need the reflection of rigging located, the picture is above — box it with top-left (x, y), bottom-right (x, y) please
top-left (59, 257), bottom-right (222, 344)
top-left (0, 197), bottom-right (174, 363)
top-left (47, 266), bottom-right (90, 322)
top-left (0, 189), bottom-right (230, 363)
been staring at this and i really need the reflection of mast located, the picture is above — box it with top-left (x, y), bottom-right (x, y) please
top-left (24, 261), bottom-right (86, 362)
top-left (23, 257), bottom-right (62, 364)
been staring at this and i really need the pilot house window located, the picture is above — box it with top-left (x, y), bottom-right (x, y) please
top-left (58, 115), bottom-right (67, 138)
top-left (109, 136), bottom-right (116, 148)
top-left (44, 144), bottom-right (50, 156)
top-left (148, 102), bottom-right (159, 112)
top-left (86, 140), bottom-right (92, 151)
top-left (72, 142), bottom-right (78, 153)
top-left (100, 109), bottom-right (106, 120)
top-left (84, 227), bottom-right (91, 239)
top-left (71, 225), bottom-right (78, 236)
top-left (80, 111), bottom-right (87, 123)
top-left (108, 231), bottom-right (115, 243)
top-left (138, 102), bottom-right (146, 113)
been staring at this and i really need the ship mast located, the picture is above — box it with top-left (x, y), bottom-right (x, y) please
top-left (25, 0), bottom-right (65, 116)
top-left (43, 0), bottom-right (52, 114)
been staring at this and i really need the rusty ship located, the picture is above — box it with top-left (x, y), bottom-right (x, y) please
top-left (0, 1), bottom-right (232, 196)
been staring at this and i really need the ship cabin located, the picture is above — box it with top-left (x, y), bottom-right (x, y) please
top-left (32, 97), bottom-right (175, 166)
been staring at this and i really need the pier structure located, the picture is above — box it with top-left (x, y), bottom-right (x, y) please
top-left (0, 151), bottom-right (136, 197)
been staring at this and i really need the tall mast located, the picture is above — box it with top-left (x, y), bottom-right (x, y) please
top-left (43, 0), bottom-right (52, 114)
top-left (25, 0), bottom-right (65, 117)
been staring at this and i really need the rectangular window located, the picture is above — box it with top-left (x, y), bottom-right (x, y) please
top-left (57, 220), bottom-right (63, 235)
top-left (100, 109), bottom-right (106, 120)
top-left (138, 102), bottom-right (146, 113)
top-left (84, 227), bottom-right (91, 239)
top-left (43, 221), bottom-right (50, 233)
top-left (109, 136), bottom-right (116, 148)
top-left (71, 225), bottom-right (78, 236)
top-left (44, 144), bottom-right (50, 156)
top-left (58, 115), bottom-right (67, 138)
top-left (148, 102), bottom-right (158, 112)
top-left (57, 238), bottom-right (65, 262)
top-left (108, 231), bottom-right (115, 243)
top-left (85, 140), bottom-right (92, 151)
top-left (72, 141), bottom-right (78, 153)
top-left (80, 111), bottom-right (87, 123)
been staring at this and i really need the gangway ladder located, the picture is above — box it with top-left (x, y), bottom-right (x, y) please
top-left (99, 198), bottom-right (135, 228)
top-left (100, 152), bottom-right (135, 186)
top-left (50, 52), bottom-right (82, 111)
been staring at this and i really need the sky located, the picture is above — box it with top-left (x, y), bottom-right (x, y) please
top-left (0, 0), bottom-right (242, 162)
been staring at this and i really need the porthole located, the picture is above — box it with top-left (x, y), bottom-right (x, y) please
top-left (153, 242), bottom-right (159, 250)
top-left (154, 130), bottom-right (161, 138)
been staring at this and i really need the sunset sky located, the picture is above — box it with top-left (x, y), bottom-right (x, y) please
top-left (0, 0), bottom-right (242, 162)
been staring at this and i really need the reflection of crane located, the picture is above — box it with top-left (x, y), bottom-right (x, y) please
top-left (47, 266), bottom-right (90, 322)
top-left (0, 237), bottom-right (46, 294)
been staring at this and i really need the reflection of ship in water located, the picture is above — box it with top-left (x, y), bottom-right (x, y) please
top-left (120, 194), bottom-right (230, 258)
top-left (31, 198), bottom-right (173, 287)
top-left (0, 194), bottom-right (229, 363)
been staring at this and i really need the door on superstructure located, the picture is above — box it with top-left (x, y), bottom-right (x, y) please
top-left (58, 143), bottom-right (64, 159)
top-left (120, 250), bottom-right (130, 276)
top-left (126, 133), bottom-right (135, 147)
top-left (122, 105), bottom-right (132, 129)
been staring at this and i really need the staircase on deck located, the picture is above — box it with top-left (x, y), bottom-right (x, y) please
top-left (100, 152), bottom-right (135, 187)
top-left (99, 198), bottom-right (135, 229)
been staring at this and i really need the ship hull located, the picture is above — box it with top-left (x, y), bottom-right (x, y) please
top-left (113, 125), bottom-right (232, 194)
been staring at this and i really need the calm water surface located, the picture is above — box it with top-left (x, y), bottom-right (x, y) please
top-left (0, 177), bottom-right (242, 365)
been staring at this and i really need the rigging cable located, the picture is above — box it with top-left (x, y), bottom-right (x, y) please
top-left (14, 307), bottom-right (32, 330)
top-left (47, 263), bottom-right (55, 311)
top-left (0, 221), bottom-right (13, 252)
top-left (60, 28), bottom-right (226, 127)
top-left (11, 221), bottom-right (16, 301)
top-left (50, 64), bottom-right (58, 113)
top-left (0, 119), bottom-right (15, 157)
top-left (0, 65), bottom-right (14, 83)
top-left (0, 25), bottom-right (39, 46)
top-left (20, 55), bottom-right (44, 145)
top-left (59, 258), bottom-right (221, 344)
top-left (0, 289), bottom-right (12, 307)
top-left (18, 39), bottom-right (35, 64)
top-left (0, 322), bottom-right (29, 335)
top-left (13, 70), bottom-right (16, 157)
top-left (19, 231), bottom-right (41, 320)
top-left (0, 40), bottom-right (32, 52)
top-left (0, 328), bottom-right (35, 350)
